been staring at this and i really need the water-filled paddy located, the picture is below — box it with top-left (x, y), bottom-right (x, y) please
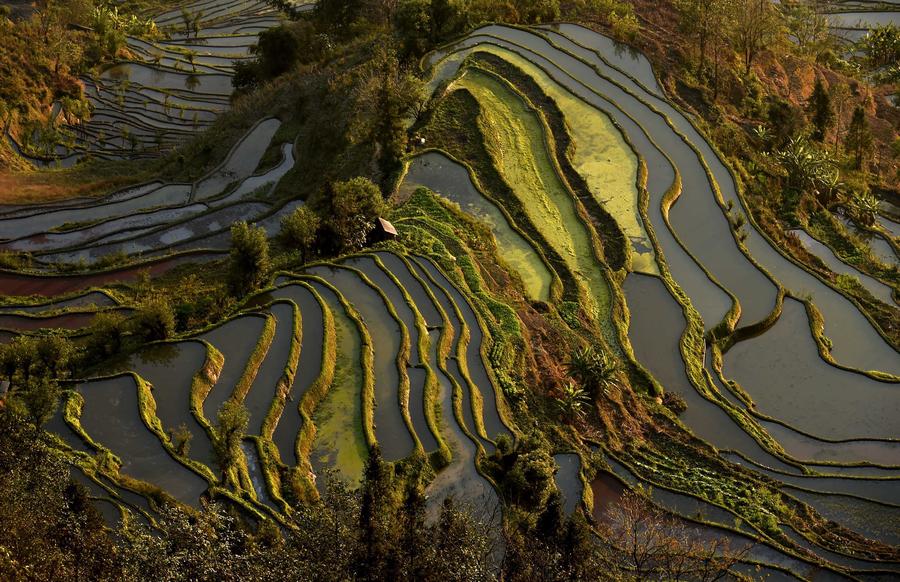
top-left (429, 37), bottom-right (733, 328)
top-left (0, 291), bottom-right (114, 314)
top-left (303, 281), bottom-right (368, 485)
top-left (471, 47), bottom-right (655, 272)
top-left (263, 285), bottom-right (327, 464)
top-left (553, 453), bottom-right (582, 515)
top-left (344, 256), bottom-right (439, 452)
top-left (197, 315), bottom-right (269, 424)
top-left (400, 152), bottom-right (553, 302)
top-left (423, 327), bottom-right (501, 523)
top-left (242, 302), bottom-right (296, 435)
top-left (723, 299), bottom-right (898, 440)
top-left (454, 68), bottom-right (615, 327)
top-left (76, 376), bottom-right (209, 506)
top-left (305, 265), bottom-right (413, 461)
top-left (544, 24), bottom-right (900, 374)
top-left (413, 256), bottom-right (509, 441)
top-left (791, 229), bottom-right (895, 306)
top-left (119, 341), bottom-right (216, 468)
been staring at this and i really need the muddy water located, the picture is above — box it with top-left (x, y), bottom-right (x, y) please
top-left (401, 152), bottom-right (553, 302)
top-left (553, 453), bottom-right (582, 515)
top-left (305, 265), bottom-right (414, 462)
top-left (303, 281), bottom-right (367, 485)
top-left (197, 315), bottom-right (268, 424)
top-left (243, 303), bottom-right (296, 436)
top-left (0, 290), bottom-right (114, 313)
top-left (120, 341), bottom-right (216, 468)
top-left (547, 24), bottom-right (900, 375)
top-left (77, 376), bottom-right (208, 506)
top-left (723, 300), bottom-right (898, 440)
top-left (413, 256), bottom-right (510, 441)
top-left (265, 285), bottom-right (327, 465)
top-left (0, 254), bottom-right (214, 297)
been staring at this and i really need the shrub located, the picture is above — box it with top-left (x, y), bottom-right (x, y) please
top-left (132, 299), bottom-right (176, 342)
top-left (228, 222), bottom-right (271, 297)
top-left (279, 206), bottom-right (321, 263)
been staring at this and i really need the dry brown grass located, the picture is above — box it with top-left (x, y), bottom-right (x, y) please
top-left (0, 171), bottom-right (142, 205)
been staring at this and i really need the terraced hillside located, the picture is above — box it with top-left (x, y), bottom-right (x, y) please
top-left (5, 0), bottom-right (315, 167)
top-left (1, 3), bottom-right (899, 579)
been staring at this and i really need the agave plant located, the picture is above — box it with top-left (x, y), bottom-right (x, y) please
top-left (556, 381), bottom-right (590, 421)
top-left (566, 345), bottom-right (620, 395)
top-left (773, 136), bottom-right (839, 204)
top-left (847, 189), bottom-right (880, 227)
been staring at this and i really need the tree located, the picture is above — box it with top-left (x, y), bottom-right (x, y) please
top-left (675, 0), bottom-right (734, 81)
top-left (731, 0), bottom-right (781, 75)
top-left (280, 206), bottom-right (321, 263)
top-left (132, 299), bottom-right (176, 342)
top-left (857, 24), bottom-right (900, 70)
top-left (351, 43), bottom-right (426, 181)
top-left (86, 311), bottom-right (129, 358)
top-left (322, 177), bottom-right (386, 253)
top-left (0, 409), bottom-right (120, 580)
top-left (34, 334), bottom-right (75, 380)
top-left (845, 105), bottom-right (873, 171)
top-left (253, 25), bottom-right (301, 79)
top-left (807, 77), bottom-right (833, 142)
top-left (214, 400), bottom-right (248, 476)
top-left (358, 445), bottom-right (391, 581)
top-left (597, 489), bottom-right (750, 580)
top-left (785, 3), bottom-right (830, 58)
top-left (228, 221), bottom-right (271, 297)
top-left (13, 376), bottom-right (61, 426)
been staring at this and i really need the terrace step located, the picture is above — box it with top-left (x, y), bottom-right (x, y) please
top-left (305, 264), bottom-right (416, 462)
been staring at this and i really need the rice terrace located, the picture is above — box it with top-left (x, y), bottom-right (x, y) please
top-left (0, 0), bottom-right (899, 580)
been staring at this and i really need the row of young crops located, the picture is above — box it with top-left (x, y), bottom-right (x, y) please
top-left (0, 7), bottom-right (898, 580)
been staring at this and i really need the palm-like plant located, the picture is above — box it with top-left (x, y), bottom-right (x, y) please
top-left (773, 136), bottom-right (839, 204)
top-left (566, 345), bottom-right (620, 395)
top-left (847, 189), bottom-right (880, 227)
top-left (556, 381), bottom-right (589, 421)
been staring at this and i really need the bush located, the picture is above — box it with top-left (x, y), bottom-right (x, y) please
top-left (228, 222), bottom-right (271, 297)
top-left (279, 206), bottom-right (321, 263)
top-left (132, 299), bottom-right (176, 342)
